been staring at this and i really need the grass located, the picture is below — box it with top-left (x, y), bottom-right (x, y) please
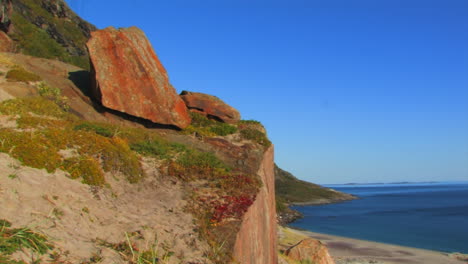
top-left (0, 219), bottom-right (53, 263)
top-left (130, 140), bottom-right (187, 160)
top-left (5, 68), bottom-right (42, 83)
top-left (183, 112), bottom-right (237, 137)
top-left (240, 128), bottom-right (271, 147)
top-left (97, 232), bottom-right (173, 264)
top-left (9, 7), bottom-right (90, 70)
top-left (74, 122), bottom-right (114, 138)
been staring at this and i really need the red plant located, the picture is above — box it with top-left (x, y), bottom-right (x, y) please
top-left (210, 194), bottom-right (256, 224)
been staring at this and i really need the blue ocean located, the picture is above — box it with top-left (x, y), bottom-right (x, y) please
top-left (290, 182), bottom-right (468, 253)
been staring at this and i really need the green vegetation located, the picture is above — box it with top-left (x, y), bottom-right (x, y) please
top-left (183, 112), bottom-right (237, 137)
top-left (0, 96), bottom-right (144, 186)
top-left (0, 219), bottom-right (53, 264)
top-left (240, 128), bottom-right (271, 147)
top-left (97, 232), bottom-right (173, 264)
top-left (130, 140), bottom-right (187, 160)
top-left (5, 67), bottom-right (42, 83)
top-left (238, 119), bottom-right (261, 125)
top-left (74, 122), bottom-right (114, 138)
top-left (275, 164), bottom-right (352, 205)
top-left (9, 5), bottom-right (90, 69)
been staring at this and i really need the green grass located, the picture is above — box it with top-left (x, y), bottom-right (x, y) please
top-left (9, 7), bottom-right (90, 70)
top-left (0, 219), bottom-right (53, 263)
top-left (130, 140), bottom-right (187, 160)
top-left (183, 112), bottom-right (237, 137)
top-left (240, 128), bottom-right (271, 147)
top-left (74, 122), bottom-right (114, 138)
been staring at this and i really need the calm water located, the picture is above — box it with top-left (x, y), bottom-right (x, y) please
top-left (290, 182), bottom-right (468, 253)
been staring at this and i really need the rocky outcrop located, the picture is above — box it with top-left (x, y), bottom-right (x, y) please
top-left (3, 0), bottom-right (95, 69)
top-left (233, 146), bottom-right (278, 264)
top-left (285, 238), bottom-right (335, 264)
top-left (180, 90), bottom-right (240, 123)
top-left (87, 27), bottom-right (191, 129)
top-left (0, 0), bottom-right (12, 32)
top-left (0, 30), bottom-right (14, 52)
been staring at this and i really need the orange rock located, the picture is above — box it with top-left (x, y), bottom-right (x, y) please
top-left (233, 146), bottom-right (278, 264)
top-left (285, 238), bottom-right (335, 264)
top-left (180, 91), bottom-right (240, 123)
top-left (0, 31), bottom-right (15, 52)
top-left (87, 26), bottom-right (191, 129)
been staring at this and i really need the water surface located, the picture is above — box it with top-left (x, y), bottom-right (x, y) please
top-left (290, 182), bottom-right (468, 253)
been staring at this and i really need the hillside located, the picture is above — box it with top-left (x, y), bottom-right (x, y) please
top-left (0, 0), bottom-right (95, 69)
top-left (275, 165), bottom-right (355, 205)
top-left (0, 1), bottom-right (345, 263)
top-left (275, 165), bottom-right (356, 224)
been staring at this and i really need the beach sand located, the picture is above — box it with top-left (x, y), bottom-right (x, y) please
top-left (301, 230), bottom-right (467, 264)
top-left (279, 227), bottom-right (466, 264)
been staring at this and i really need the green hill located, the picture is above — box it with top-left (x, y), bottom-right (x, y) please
top-left (275, 164), bottom-right (356, 224)
top-left (1, 0), bottom-right (96, 69)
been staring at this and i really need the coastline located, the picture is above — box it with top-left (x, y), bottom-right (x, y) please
top-left (292, 228), bottom-right (467, 264)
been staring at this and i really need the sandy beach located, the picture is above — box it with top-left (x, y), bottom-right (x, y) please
top-left (301, 230), bottom-right (467, 264)
top-left (278, 226), bottom-right (467, 264)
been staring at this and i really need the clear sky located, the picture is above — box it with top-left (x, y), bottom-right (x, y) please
top-left (65, 0), bottom-right (468, 184)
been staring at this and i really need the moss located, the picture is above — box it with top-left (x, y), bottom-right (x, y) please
top-left (0, 97), bottom-right (68, 119)
top-left (240, 128), bottom-right (271, 147)
top-left (63, 156), bottom-right (105, 186)
top-left (5, 68), bottom-right (42, 83)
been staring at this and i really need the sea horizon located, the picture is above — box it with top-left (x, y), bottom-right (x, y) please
top-left (290, 181), bottom-right (468, 254)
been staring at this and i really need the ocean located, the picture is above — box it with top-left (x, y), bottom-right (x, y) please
top-left (290, 182), bottom-right (468, 253)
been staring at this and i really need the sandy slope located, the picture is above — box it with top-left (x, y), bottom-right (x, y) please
top-left (0, 153), bottom-right (211, 263)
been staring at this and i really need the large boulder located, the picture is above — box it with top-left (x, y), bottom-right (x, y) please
top-left (180, 90), bottom-right (240, 124)
top-left (285, 238), bottom-right (335, 264)
top-left (87, 26), bottom-right (190, 129)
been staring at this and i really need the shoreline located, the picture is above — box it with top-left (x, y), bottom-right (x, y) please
top-left (291, 228), bottom-right (467, 264)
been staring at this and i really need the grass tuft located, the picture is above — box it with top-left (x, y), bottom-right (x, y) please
top-left (0, 219), bottom-right (53, 261)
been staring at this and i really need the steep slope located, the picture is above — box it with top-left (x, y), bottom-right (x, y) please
top-left (0, 0), bottom-right (96, 69)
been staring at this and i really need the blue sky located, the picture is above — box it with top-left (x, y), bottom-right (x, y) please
top-left (66, 0), bottom-right (468, 184)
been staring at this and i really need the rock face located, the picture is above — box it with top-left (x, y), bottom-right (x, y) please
top-left (233, 146), bottom-right (278, 264)
top-left (0, 0), bottom-right (12, 32)
top-left (285, 238), bottom-right (335, 264)
top-left (180, 90), bottom-right (240, 123)
top-left (0, 30), bottom-right (14, 52)
top-left (87, 27), bottom-right (191, 129)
